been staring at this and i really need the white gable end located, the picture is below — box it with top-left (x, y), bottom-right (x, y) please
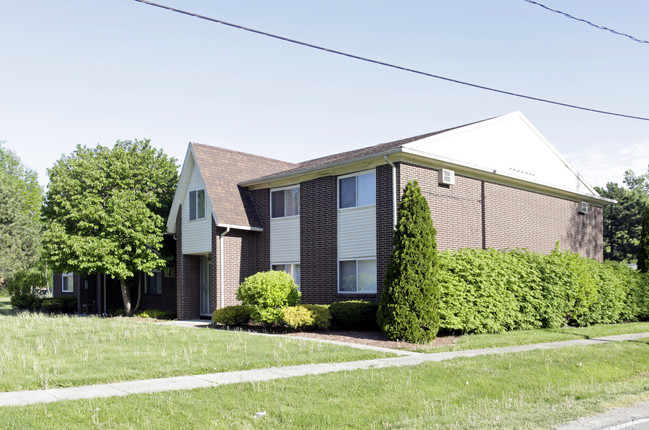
top-left (403, 112), bottom-right (598, 197)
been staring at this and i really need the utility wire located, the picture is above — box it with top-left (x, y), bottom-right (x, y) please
top-left (134, 0), bottom-right (649, 122)
top-left (522, 0), bottom-right (649, 45)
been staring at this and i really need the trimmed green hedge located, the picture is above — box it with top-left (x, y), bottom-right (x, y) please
top-left (212, 305), bottom-right (250, 326)
top-left (437, 248), bottom-right (649, 334)
top-left (281, 304), bottom-right (331, 330)
top-left (330, 301), bottom-right (379, 330)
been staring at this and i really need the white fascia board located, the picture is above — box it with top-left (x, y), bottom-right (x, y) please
top-left (166, 144), bottom-right (196, 234)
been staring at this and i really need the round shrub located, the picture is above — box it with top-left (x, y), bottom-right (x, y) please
top-left (212, 305), bottom-right (250, 326)
top-left (329, 301), bottom-right (379, 330)
top-left (236, 271), bottom-right (300, 325)
top-left (281, 304), bottom-right (331, 330)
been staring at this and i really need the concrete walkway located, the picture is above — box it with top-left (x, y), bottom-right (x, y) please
top-left (1, 332), bottom-right (648, 408)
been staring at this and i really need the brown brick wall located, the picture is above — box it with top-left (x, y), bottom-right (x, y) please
top-left (394, 162), bottom-right (603, 260)
top-left (300, 176), bottom-right (338, 304)
top-left (249, 189), bottom-right (271, 273)
top-left (376, 164), bottom-right (394, 298)
top-left (483, 182), bottom-right (603, 260)
top-left (398, 163), bottom-right (483, 251)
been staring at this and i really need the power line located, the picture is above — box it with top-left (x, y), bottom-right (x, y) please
top-left (134, 0), bottom-right (649, 122)
top-left (522, 0), bottom-right (649, 45)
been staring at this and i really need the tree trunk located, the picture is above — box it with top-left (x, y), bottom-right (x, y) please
top-left (120, 278), bottom-right (133, 317)
top-left (133, 274), bottom-right (142, 314)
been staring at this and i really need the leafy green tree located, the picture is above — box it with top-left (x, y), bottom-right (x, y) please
top-left (377, 180), bottom-right (440, 343)
top-left (624, 167), bottom-right (649, 196)
top-left (42, 139), bottom-right (178, 316)
top-left (595, 183), bottom-right (648, 262)
top-left (638, 206), bottom-right (649, 272)
top-left (0, 143), bottom-right (42, 280)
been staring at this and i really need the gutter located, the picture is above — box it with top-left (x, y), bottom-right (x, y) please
top-left (219, 227), bottom-right (231, 309)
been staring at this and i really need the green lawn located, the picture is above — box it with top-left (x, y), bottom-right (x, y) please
top-left (417, 322), bottom-right (649, 352)
top-left (3, 339), bottom-right (649, 429)
top-left (0, 296), bottom-right (15, 316)
top-left (0, 311), bottom-right (391, 391)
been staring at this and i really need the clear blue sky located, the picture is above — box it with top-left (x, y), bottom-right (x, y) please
top-left (1, 0), bottom-right (648, 188)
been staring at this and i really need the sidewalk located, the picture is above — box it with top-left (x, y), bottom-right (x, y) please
top-left (1, 332), bottom-right (648, 408)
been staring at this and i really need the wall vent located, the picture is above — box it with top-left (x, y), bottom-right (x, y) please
top-left (440, 169), bottom-right (455, 185)
top-left (578, 202), bottom-right (590, 214)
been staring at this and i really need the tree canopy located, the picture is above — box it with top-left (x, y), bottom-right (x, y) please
top-left (42, 139), bottom-right (178, 315)
top-left (0, 143), bottom-right (42, 279)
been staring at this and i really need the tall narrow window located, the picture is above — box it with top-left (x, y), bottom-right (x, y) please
top-left (189, 189), bottom-right (206, 221)
top-left (339, 171), bottom-right (376, 209)
top-left (144, 271), bottom-right (162, 295)
top-left (271, 187), bottom-right (300, 218)
top-left (62, 273), bottom-right (74, 293)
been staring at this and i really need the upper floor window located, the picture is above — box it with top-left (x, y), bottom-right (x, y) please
top-left (339, 171), bottom-right (375, 209)
top-left (189, 189), bottom-right (205, 221)
top-left (62, 273), bottom-right (74, 293)
top-left (271, 187), bottom-right (300, 218)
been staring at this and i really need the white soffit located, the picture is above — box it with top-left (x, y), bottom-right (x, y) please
top-left (403, 112), bottom-right (598, 196)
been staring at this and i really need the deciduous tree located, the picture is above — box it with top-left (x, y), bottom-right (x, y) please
top-left (42, 140), bottom-right (178, 316)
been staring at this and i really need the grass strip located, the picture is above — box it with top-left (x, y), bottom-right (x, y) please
top-left (0, 312), bottom-right (390, 392)
top-left (2, 340), bottom-right (649, 429)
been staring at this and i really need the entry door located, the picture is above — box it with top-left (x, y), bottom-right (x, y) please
top-left (200, 255), bottom-right (212, 316)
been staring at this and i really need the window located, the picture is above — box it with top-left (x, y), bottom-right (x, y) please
top-left (339, 171), bottom-right (375, 209)
top-left (62, 273), bottom-right (74, 293)
top-left (272, 263), bottom-right (301, 286)
top-left (189, 189), bottom-right (206, 221)
top-left (271, 187), bottom-right (300, 218)
top-left (144, 271), bottom-right (162, 295)
top-left (338, 259), bottom-right (376, 293)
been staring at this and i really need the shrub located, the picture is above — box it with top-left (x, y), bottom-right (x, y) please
top-left (212, 305), bottom-right (250, 326)
top-left (236, 271), bottom-right (300, 325)
top-left (377, 180), bottom-right (440, 343)
top-left (437, 247), bottom-right (649, 334)
top-left (639, 205), bottom-right (649, 273)
top-left (10, 293), bottom-right (42, 311)
top-left (281, 304), bottom-right (331, 330)
top-left (329, 301), bottom-right (379, 330)
top-left (60, 296), bottom-right (78, 314)
top-left (42, 298), bottom-right (65, 313)
top-left (6, 268), bottom-right (47, 311)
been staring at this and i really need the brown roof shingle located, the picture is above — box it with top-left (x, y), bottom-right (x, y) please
top-left (191, 143), bottom-right (296, 229)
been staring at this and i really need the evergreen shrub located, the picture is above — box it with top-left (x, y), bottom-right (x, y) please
top-left (329, 301), bottom-right (379, 330)
top-left (212, 305), bottom-right (250, 326)
top-left (377, 180), bottom-right (440, 343)
top-left (60, 296), bottom-right (78, 314)
top-left (236, 271), bottom-right (300, 326)
top-left (42, 298), bottom-right (65, 313)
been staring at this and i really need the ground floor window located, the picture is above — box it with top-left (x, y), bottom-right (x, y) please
top-left (338, 259), bottom-right (376, 293)
top-left (62, 273), bottom-right (74, 293)
top-left (272, 263), bottom-right (301, 286)
top-left (144, 271), bottom-right (162, 295)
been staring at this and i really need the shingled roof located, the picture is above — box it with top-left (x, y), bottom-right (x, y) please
top-left (191, 143), bottom-right (296, 229)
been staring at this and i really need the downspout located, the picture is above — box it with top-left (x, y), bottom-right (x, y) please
top-left (219, 227), bottom-right (231, 309)
top-left (384, 155), bottom-right (397, 229)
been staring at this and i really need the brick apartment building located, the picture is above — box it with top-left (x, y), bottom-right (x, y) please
top-left (54, 112), bottom-right (610, 318)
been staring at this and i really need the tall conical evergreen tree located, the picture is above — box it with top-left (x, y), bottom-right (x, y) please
top-left (377, 180), bottom-right (439, 343)
top-left (638, 206), bottom-right (649, 272)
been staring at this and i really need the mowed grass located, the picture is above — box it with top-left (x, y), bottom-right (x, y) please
top-left (415, 322), bottom-right (649, 353)
top-left (3, 339), bottom-right (649, 429)
top-left (0, 296), bottom-right (15, 315)
top-left (0, 311), bottom-right (391, 392)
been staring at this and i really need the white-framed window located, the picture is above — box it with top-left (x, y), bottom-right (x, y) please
top-left (272, 263), bottom-right (301, 286)
top-left (338, 170), bottom-right (376, 209)
top-left (189, 189), bottom-right (206, 221)
top-left (338, 259), bottom-right (376, 293)
top-left (144, 271), bottom-right (162, 295)
top-left (62, 273), bottom-right (74, 293)
top-left (271, 186), bottom-right (300, 218)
